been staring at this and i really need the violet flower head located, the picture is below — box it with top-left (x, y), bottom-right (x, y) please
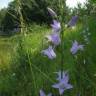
top-left (41, 46), bottom-right (56, 59)
top-left (68, 16), bottom-right (78, 27)
top-left (47, 7), bottom-right (57, 17)
top-left (40, 90), bottom-right (52, 96)
top-left (45, 33), bottom-right (61, 46)
top-left (55, 71), bottom-right (68, 81)
top-left (70, 40), bottom-right (84, 55)
top-left (51, 20), bottom-right (61, 33)
top-left (52, 74), bottom-right (73, 95)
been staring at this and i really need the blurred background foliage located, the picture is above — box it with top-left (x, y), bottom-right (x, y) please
top-left (0, 0), bottom-right (96, 96)
top-left (0, 0), bottom-right (95, 35)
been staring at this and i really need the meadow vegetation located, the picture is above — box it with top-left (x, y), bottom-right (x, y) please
top-left (0, 0), bottom-right (96, 96)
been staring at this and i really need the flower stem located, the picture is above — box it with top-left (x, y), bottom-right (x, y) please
top-left (27, 51), bottom-right (38, 96)
top-left (59, 0), bottom-right (65, 79)
top-left (61, 24), bottom-right (64, 79)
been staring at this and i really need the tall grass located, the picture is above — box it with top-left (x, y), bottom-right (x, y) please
top-left (0, 16), bottom-right (96, 96)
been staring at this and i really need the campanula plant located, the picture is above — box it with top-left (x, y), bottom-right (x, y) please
top-left (40, 2), bottom-right (85, 95)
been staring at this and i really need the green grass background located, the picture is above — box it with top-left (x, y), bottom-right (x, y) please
top-left (0, 17), bottom-right (96, 96)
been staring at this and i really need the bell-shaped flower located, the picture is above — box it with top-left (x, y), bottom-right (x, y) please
top-left (67, 16), bottom-right (78, 27)
top-left (41, 46), bottom-right (56, 59)
top-left (47, 7), bottom-right (57, 17)
top-left (40, 90), bottom-right (52, 96)
top-left (52, 73), bottom-right (73, 95)
top-left (51, 20), bottom-right (61, 33)
top-left (45, 33), bottom-right (61, 46)
top-left (70, 40), bottom-right (84, 55)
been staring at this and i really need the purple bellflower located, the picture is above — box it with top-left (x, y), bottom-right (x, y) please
top-left (51, 20), bottom-right (61, 33)
top-left (55, 71), bottom-right (68, 81)
top-left (70, 40), bottom-right (84, 55)
top-left (47, 7), bottom-right (57, 17)
top-left (41, 46), bottom-right (56, 59)
top-left (52, 73), bottom-right (73, 95)
top-left (45, 33), bottom-right (61, 46)
top-left (40, 90), bottom-right (52, 96)
top-left (67, 16), bottom-right (78, 27)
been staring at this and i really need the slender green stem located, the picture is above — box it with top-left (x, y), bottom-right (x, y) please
top-left (60, 24), bottom-right (64, 78)
top-left (59, 0), bottom-right (65, 79)
top-left (74, 54), bottom-right (96, 95)
top-left (27, 52), bottom-right (37, 96)
top-left (27, 50), bottom-right (54, 83)
top-left (31, 62), bottom-right (55, 83)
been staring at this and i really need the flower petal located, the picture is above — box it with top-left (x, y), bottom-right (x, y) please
top-left (47, 7), bottom-right (57, 17)
top-left (66, 84), bottom-right (73, 89)
top-left (68, 16), bottom-right (78, 27)
top-left (52, 83), bottom-right (59, 88)
top-left (59, 88), bottom-right (65, 95)
top-left (40, 90), bottom-right (46, 96)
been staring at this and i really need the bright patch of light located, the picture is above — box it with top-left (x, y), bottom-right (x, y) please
top-left (66, 0), bottom-right (87, 8)
top-left (0, 0), bottom-right (13, 9)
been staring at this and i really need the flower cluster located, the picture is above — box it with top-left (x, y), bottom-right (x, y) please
top-left (41, 12), bottom-right (61, 59)
top-left (40, 7), bottom-right (84, 96)
top-left (41, 9), bottom-right (80, 59)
